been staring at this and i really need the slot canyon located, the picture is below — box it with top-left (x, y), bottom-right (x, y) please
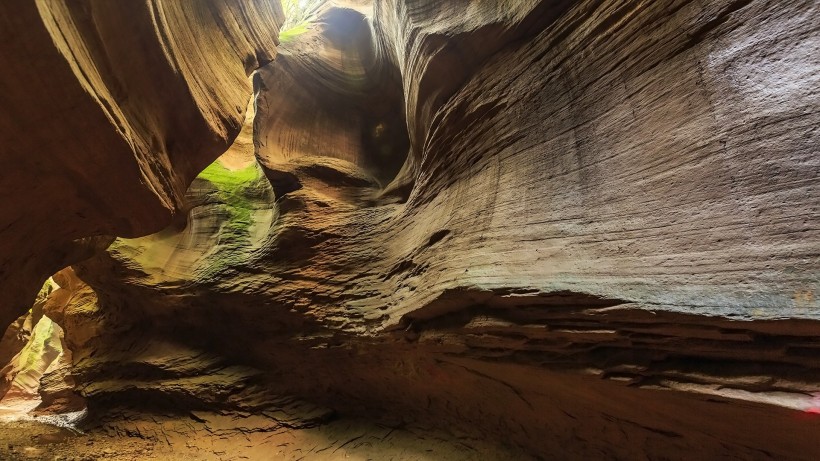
top-left (0, 0), bottom-right (818, 459)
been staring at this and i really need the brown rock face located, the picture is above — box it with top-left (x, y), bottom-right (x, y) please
top-left (2, 0), bottom-right (820, 459)
top-left (255, 2), bottom-right (410, 188)
top-left (0, 279), bottom-right (56, 400)
top-left (0, 0), bottom-right (284, 331)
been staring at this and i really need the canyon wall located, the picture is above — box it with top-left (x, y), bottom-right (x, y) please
top-left (0, 0), bottom-right (284, 331)
top-left (1, 0), bottom-right (819, 459)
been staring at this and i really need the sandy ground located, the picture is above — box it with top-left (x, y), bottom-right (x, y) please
top-left (0, 419), bottom-right (532, 461)
top-left (0, 397), bottom-right (530, 461)
top-left (0, 420), bottom-right (153, 461)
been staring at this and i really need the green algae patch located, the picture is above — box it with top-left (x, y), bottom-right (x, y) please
top-left (196, 161), bottom-right (271, 279)
top-left (198, 161), bottom-right (262, 239)
top-left (198, 161), bottom-right (260, 188)
top-left (279, 22), bottom-right (310, 43)
top-left (103, 158), bottom-right (274, 286)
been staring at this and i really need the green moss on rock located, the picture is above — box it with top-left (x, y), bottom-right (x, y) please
top-left (196, 161), bottom-right (270, 279)
top-left (278, 0), bottom-right (325, 43)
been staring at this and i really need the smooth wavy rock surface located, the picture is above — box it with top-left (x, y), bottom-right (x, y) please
top-left (0, 0), bottom-right (284, 331)
top-left (1, 0), bottom-right (818, 459)
top-left (45, 1), bottom-right (820, 459)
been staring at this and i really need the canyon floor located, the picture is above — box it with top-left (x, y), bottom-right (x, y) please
top-left (0, 0), bottom-right (817, 459)
top-left (0, 397), bottom-right (528, 461)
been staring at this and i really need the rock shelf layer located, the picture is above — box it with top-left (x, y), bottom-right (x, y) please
top-left (1, 0), bottom-right (819, 460)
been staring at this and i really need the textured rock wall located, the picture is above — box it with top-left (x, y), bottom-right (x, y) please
top-left (0, 0), bottom-right (283, 331)
top-left (0, 279), bottom-right (58, 399)
top-left (1, 0), bottom-right (818, 459)
top-left (0, 282), bottom-right (53, 368)
top-left (372, 0), bottom-right (819, 317)
top-left (0, 315), bottom-right (63, 401)
top-left (51, 0), bottom-right (820, 459)
top-left (255, 1), bottom-right (409, 187)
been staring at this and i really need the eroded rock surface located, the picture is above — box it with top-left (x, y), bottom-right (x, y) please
top-left (0, 0), bottom-right (284, 331)
top-left (1, 0), bottom-right (819, 460)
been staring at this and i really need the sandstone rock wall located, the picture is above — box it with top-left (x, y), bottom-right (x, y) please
top-left (0, 0), bottom-right (284, 331)
top-left (1, 0), bottom-right (818, 459)
top-left (55, 0), bottom-right (820, 459)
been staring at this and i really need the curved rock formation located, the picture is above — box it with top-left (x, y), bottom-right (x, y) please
top-left (1, 0), bottom-right (819, 459)
top-left (255, 1), bottom-right (409, 189)
top-left (0, 279), bottom-right (61, 400)
top-left (0, 281), bottom-right (53, 369)
top-left (0, 0), bottom-right (284, 331)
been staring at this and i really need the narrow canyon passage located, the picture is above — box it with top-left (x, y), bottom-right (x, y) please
top-left (0, 0), bottom-right (818, 460)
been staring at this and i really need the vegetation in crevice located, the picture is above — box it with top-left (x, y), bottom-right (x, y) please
top-left (279, 0), bottom-right (327, 43)
top-left (196, 161), bottom-right (271, 279)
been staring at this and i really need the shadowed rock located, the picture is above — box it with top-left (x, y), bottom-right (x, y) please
top-left (1, 0), bottom-right (819, 459)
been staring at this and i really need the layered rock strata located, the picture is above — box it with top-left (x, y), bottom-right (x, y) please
top-left (0, 0), bottom-right (284, 331)
top-left (1, 0), bottom-right (818, 459)
top-left (44, 0), bottom-right (820, 459)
